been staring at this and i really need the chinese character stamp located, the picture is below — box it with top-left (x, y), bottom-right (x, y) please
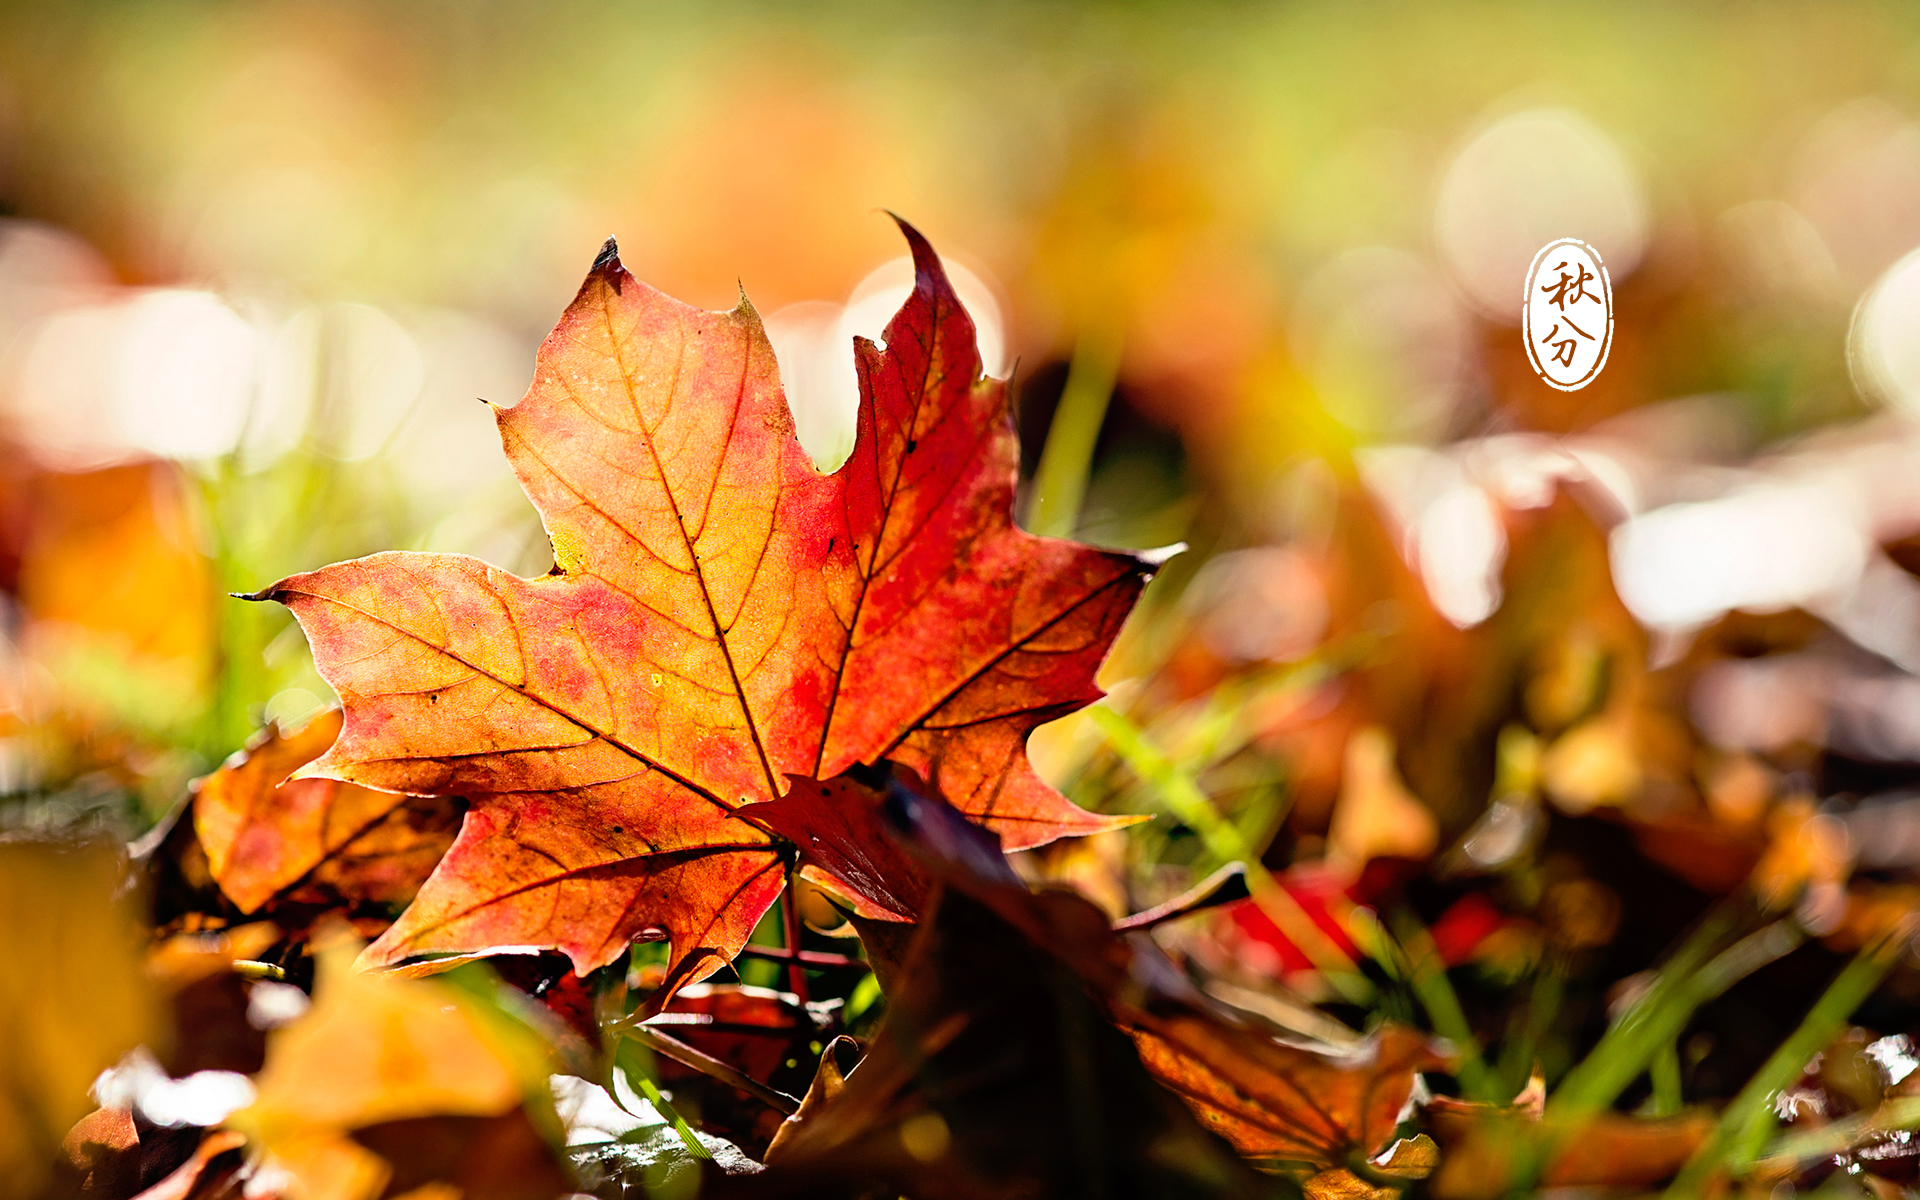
top-left (1523, 238), bottom-right (1612, 391)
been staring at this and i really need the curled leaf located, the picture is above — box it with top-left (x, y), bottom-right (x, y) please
top-left (878, 776), bottom-right (1453, 1168)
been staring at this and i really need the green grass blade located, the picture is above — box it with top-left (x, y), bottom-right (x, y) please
top-left (1523, 916), bottom-right (1801, 1192)
top-left (1549, 906), bottom-right (1768, 1119)
top-left (612, 1035), bottom-right (713, 1162)
top-left (1089, 706), bottom-right (1372, 1004)
top-left (1666, 934), bottom-right (1904, 1195)
top-left (1027, 322), bottom-right (1122, 538)
top-left (1387, 909), bottom-right (1501, 1103)
top-left (1648, 1038), bottom-right (1682, 1117)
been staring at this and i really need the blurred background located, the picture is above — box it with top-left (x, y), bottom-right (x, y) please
top-left (12, 0), bottom-right (1920, 1090)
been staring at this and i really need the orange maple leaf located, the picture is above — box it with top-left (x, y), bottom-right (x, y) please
top-left (249, 220), bottom-right (1152, 986)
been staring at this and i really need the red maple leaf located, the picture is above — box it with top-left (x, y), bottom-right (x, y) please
top-left (250, 220), bottom-right (1152, 986)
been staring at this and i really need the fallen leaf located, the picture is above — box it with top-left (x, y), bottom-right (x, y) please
top-left (125, 1129), bottom-right (248, 1200)
top-left (892, 778), bottom-right (1451, 1171)
top-left (1426, 1079), bottom-right (1710, 1199)
top-left (1128, 1019), bottom-right (1444, 1169)
top-left (0, 839), bottom-right (163, 1198)
top-left (253, 220), bottom-right (1151, 985)
top-left (17, 462), bottom-right (218, 721)
top-left (753, 884), bottom-right (1273, 1199)
top-left (1300, 1134), bottom-right (1438, 1200)
top-left (763, 1035), bottom-right (856, 1164)
top-left (1752, 796), bottom-right (1853, 911)
top-left (1540, 712), bottom-right (1643, 814)
top-left (229, 929), bottom-right (567, 1200)
top-left (348, 1112), bottom-right (572, 1200)
top-left (192, 709), bottom-right (459, 916)
top-left (288, 793), bottom-right (462, 912)
top-left (741, 773), bottom-right (928, 922)
top-left (488, 952), bottom-right (609, 1050)
top-left (760, 772), bottom-right (1451, 1193)
top-left (143, 923), bottom-right (285, 1079)
top-left (56, 1106), bottom-right (142, 1195)
top-left (1427, 1109), bottom-right (1713, 1199)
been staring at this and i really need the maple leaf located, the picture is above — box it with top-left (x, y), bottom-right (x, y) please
top-left (249, 220), bottom-right (1152, 985)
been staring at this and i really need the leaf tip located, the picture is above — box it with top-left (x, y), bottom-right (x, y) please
top-left (591, 235), bottom-right (621, 274)
top-left (885, 213), bottom-right (946, 291)
top-left (229, 587), bottom-right (279, 603)
top-left (588, 235), bottom-right (628, 294)
top-left (732, 279), bottom-right (760, 320)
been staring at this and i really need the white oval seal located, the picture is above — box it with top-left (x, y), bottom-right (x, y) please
top-left (1523, 238), bottom-right (1612, 391)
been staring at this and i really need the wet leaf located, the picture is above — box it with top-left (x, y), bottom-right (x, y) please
top-left (554, 1072), bottom-right (764, 1196)
top-left (253, 220), bottom-right (1151, 987)
top-left (572, 1122), bottom-right (763, 1198)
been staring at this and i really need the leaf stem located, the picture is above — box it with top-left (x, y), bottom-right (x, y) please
top-left (735, 944), bottom-right (867, 970)
top-left (780, 873), bottom-right (810, 1004)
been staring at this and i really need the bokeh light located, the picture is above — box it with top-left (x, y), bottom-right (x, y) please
top-left (1435, 108), bottom-right (1649, 322)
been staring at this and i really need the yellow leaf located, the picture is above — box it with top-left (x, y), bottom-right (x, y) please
top-left (231, 929), bottom-right (553, 1200)
top-left (0, 840), bottom-right (161, 1197)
